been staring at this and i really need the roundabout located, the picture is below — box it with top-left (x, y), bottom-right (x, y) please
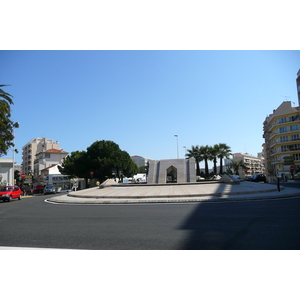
top-left (47, 180), bottom-right (300, 204)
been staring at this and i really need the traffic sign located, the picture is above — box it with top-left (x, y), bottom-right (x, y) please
top-left (21, 173), bottom-right (26, 179)
top-left (290, 166), bottom-right (295, 171)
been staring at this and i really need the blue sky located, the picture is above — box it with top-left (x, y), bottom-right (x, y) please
top-left (1, 50), bottom-right (299, 166)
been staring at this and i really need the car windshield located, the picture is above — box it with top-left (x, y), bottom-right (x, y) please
top-left (46, 186), bottom-right (54, 189)
top-left (0, 186), bottom-right (12, 191)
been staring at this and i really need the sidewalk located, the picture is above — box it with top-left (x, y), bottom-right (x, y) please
top-left (47, 181), bottom-right (300, 204)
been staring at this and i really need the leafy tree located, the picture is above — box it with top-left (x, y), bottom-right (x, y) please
top-left (58, 150), bottom-right (88, 179)
top-left (86, 140), bottom-right (138, 182)
top-left (59, 141), bottom-right (138, 185)
top-left (0, 85), bottom-right (19, 156)
top-left (217, 143), bottom-right (232, 174)
top-left (138, 166), bottom-right (147, 173)
top-left (185, 145), bottom-right (202, 176)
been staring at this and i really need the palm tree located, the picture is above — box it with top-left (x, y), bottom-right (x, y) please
top-left (217, 143), bottom-right (232, 174)
top-left (211, 144), bottom-right (220, 174)
top-left (199, 145), bottom-right (212, 178)
top-left (228, 160), bottom-right (244, 175)
top-left (0, 84), bottom-right (14, 115)
top-left (185, 145), bottom-right (202, 176)
top-left (0, 84), bottom-right (19, 157)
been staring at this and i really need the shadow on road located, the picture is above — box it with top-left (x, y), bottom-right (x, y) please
top-left (176, 183), bottom-right (300, 250)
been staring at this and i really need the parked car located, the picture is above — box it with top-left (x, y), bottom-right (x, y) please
top-left (0, 185), bottom-right (22, 202)
top-left (247, 174), bottom-right (267, 183)
top-left (44, 185), bottom-right (56, 194)
top-left (232, 175), bottom-right (243, 181)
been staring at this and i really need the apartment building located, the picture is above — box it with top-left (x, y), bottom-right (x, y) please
top-left (263, 101), bottom-right (300, 181)
top-left (224, 153), bottom-right (265, 178)
top-left (22, 138), bottom-right (61, 174)
top-left (297, 69), bottom-right (300, 107)
top-left (34, 148), bottom-right (69, 177)
top-left (131, 155), bottom-right (150, 168)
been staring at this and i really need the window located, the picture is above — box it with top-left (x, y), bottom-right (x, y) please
top-left (290, 124), bottom-right (299, 131)
top-left (291, 134), bottom-right (300, 141)
top-left (45, 153), bottom-right (50, 158)
top-left (278, 117), bottom-right (286, 124)
top-left (294, 153), bottom-right (300, 160)
top-left (287, 144), bottom-right (300, 151)
top-left (280, 136), bottom-right (288, 142)
top-left (279, 126), bottom-right (287, 133)
top-left (289, 115), bottom-right (299, 122)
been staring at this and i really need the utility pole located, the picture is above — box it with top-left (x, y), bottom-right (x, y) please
top-left (174, 135), bottom-right (179, 159)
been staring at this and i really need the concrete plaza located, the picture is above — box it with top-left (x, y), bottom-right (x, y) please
top-left (48, 180), bottom-right (300, 204)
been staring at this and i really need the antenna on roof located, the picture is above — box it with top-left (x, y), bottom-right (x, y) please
top-left (281, 95), bottom-right (291, 101)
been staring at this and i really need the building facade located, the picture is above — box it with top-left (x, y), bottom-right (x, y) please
top-left (147, 159), bottom-right (196, 184)
top-left (263, 101), bottom-right (300, 181)
top-left (22, 138), bottom-right (61, 174)
top-left (39, 164), bottom-right (85, 191)
top-left (34, 148), bottom-right (69, 177)
top-left (0, 158), bottom-right (14, 186)
top-left (297, 69), bottom-right (300, 107)
top-left (131, 155), bottom-right (150, 168)
top-left (224, 153), bottom-right (265, 178)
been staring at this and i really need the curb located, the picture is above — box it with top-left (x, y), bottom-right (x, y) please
top-left (66, 188), bottom-right (282, 199)
top-left (47, 191), bottom-right (300, 205)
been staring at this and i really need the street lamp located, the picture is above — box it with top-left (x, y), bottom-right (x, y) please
top-left (183, 146), bottom-right (186, 157)
top-left (174, 135), bottom-right (179, 159)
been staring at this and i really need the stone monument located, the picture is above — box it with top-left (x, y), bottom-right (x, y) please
top-left (147, 158), bottom-right (196, 184)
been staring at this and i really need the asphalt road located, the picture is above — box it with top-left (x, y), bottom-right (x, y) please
top-left (1, 192), bottom-right (300, 250)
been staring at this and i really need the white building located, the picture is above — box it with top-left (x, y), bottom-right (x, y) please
top-left (0, 158), bottom-right (14, 186)
top-left (34, 148), bottom-right (69, 177)
top-left (22, 137), bottom-right (61, 175)
top-left (39, 164), bottom-right (85, 191)
top-left (131, 155), bottom-right (151, 168)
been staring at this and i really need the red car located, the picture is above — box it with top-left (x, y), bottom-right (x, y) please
top-left (0, 185), bottom-right (22, 202)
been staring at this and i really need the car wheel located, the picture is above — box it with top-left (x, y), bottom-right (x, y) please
top-left (7, 196), bottom-right (11, 202)
top-left (18, 195), bottom-right (22, 200)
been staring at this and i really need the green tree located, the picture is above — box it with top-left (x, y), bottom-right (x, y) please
top-left (217, 143), bottom-right (232, 174)
top-left (227, 160), bottom-right (244, 175)
top-left (85, 140), bottom-right (138, 183)
top-left (199, 145), bottom-right (213, 178)
top-left (0, 85), bottom-right (19, 156)
top-left (211, 144), bottom-right (220, 174)
top-left (58, 150), bottom-right (88, 183)
top-left (186, 145), bottom-right (202, 176)
top-left (59, 141), bottom-right (138, 185)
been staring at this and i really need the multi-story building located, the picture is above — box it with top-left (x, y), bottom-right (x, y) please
top-left (131, 155), bottom-right (150, 168)
top-left (224, 153), bottom-right (265, 178)
top-left (263, 101), bottom-right (300, 181)
top-left (22, 138), bottom-right (60, 174)
top-left (297, 69), bottom-right (300, 107)
top-left (34, 148), bottom-right (69, 177)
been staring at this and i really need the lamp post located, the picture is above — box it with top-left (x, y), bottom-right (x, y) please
top-left (174, 135), bottom-right (179, 159)
top-left (183, 146), bottom-right (186, 157)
